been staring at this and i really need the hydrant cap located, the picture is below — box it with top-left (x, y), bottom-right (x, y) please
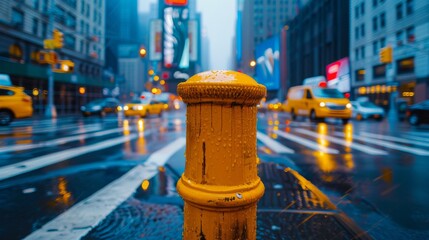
top-left (178, 70), bottom-right (266, 105)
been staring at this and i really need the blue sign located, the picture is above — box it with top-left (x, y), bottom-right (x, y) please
top-left (255, 35), bottom-right (280, 90)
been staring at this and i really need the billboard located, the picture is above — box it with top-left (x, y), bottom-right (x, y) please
top-left (255, 35), bottom-right (280, 90)
top-left (163, 7), bottom-right (189, 69)
top-left (188, 20), bottom-right (198, 62)
top-left (149, 19), bottom-right (162, 61)
top-left (326, 57), bottom-right (351, 93)
top-left (165, 0), bottom-right (187, 6)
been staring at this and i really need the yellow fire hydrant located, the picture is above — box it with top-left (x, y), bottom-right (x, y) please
top-left (176, 70), bottom-right (266, 239)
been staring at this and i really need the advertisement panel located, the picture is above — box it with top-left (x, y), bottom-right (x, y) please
top-left (326, 57), bottom-right (351, 93)
top-left (165, 0), bottom-right (187, 6)
top-left (188, 20), bottom-right (198, 62)
top-left (255, 35), bottom-right (280, 90)
top-left (163, 7), bottom-right (189, 69)
top-left (149, 19), bottom-right (162, 61)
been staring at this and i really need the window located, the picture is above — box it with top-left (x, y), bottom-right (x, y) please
top-left (373, 0), bottom-right (377, 7)
top-left (355, 6), bottom-right (359, 18)
top-left (361, 46), bottom-right (365, 59)
top-left (32, 18), bottom-right (38, 35)
top-left (373, 64), bottom-right (386, 78)
top-left (361, 24), bottom-right (365, 37)
top-left (11, 9), bottom-right (24, 30)
top-left (65, 13), bottom-right (76, 29)
top-left (32, 0), bottom-right (39, 9)
top-left (397, 57), bottom-right (414, 74)
top-left (396, 30), bottom-right (404, 45)
top-left (372, 16), bottom-right (378, 32)
top-left (42, 22), bottom-right (47, 38)
top-left (65, 34), bottom-right (76, 49)
top-left (406, 0), bottom-right (413, 15)
top-left (0, 89), bottom-right (15, 96)
top-left (355, 48), bottom-right (359, 60)
top-left (42, 0), bottom-right (48, 12)
top-left (361, 2), bottom-right (365, 15)
top-left (356, 69), bottom-right (365, 81)
top-left (396, 3), bottom-right (403, 20)
top-left (355, 27), bottom-right (359, 40)
top-left (380, 37), bottom-right (386, 48)
top-left (406, 26), bottom-right (415, 43)
top-left (380, 12), bottom-right (386, 28)
top-left (373, 41), bottom-right (378, 55)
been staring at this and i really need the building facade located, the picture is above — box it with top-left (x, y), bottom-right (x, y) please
top-left (236, 0), bottom-right (309, 76)
top-left (0, 0), bottom-right (110, 114)
top-left (286, 0), bottom-right (350, 89)
top-left (350, 0), bottom-right (429, 106)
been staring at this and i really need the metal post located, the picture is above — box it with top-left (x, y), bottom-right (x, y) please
top-left (176, 70), bottom-right (266, 239)
top-left (45, 0), bottom-right (57, 118)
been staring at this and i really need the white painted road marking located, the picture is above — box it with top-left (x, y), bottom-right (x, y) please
top-left (360, 132), bottom-right (429, 147)
top-left (23, 137), bottom-right (186, 240)
top-left (0, 133), bottom-right (144, 181)
top-left (257, 132), bottom-right (295, 154)
top-left (0, 127), bottom-right (127, 154)
top-left (334, 132), bottom-right (429, 156)
top-left (402, 134), bottom-right (429, 143)
top-left (295, 129), bottom-right (388, 155)
top-left (274, 130), bottom-right (339, 154)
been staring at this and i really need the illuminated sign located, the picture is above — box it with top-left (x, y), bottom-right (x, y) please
top-left (325, 57), bottom-right (351, 93)
top-left (163, 7), bottom-right (189, 69)
top-left (149, 20), bottom-right (162, 61)
top-left (165, 0), bottom-right (187, 6)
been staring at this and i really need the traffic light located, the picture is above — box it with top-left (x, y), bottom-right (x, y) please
top-left (52, 60), bottom-right (74, 73)
top-left (139, 47), bottom-right (147, 58)
top-left (379, 46), bottom-right (393, 64)
top-left (53, 29), bottom-right (64, 49)
top-left (36, 51), bottom-right (58, 64)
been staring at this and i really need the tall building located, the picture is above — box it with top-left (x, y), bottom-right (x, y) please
top-left (105, 0), bottom-right (145, 100)
top-left (286, 0), bottom-right (350, 88)
top-left (0, 0), bottom-right (109, 114)
top-left (350, 0), bottom-right (429, 106)
top-left (235, 0), bottom-right (309, 76)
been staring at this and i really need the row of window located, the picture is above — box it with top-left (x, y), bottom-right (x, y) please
top-left (355, 57), bottom-right (415, 81)
top-left (355, 0), bottom-right (413, 20)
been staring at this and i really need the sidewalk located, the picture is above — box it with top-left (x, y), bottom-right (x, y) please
top-left (84, 162), bottom-right (370, 240)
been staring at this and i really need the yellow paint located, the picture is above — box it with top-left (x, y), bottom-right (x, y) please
top-left (176, 70), bottom-right (266, 240)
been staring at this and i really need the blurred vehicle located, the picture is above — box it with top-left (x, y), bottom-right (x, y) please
top-left (351, 101), bottom-right (385, 121)
top-left (0, 74), bottom-right (12, 86)
top-left (123, 98), bottom-right (163, 118)
top-left (406, 100), bottom-right (429, 126)
top-left (0, 85), bottom-right (33, 126)
top-left (284, 86), bottom-right (352, 124)
top-left (152, 92), bottom-right (175, 110)
top-left (80, 98), bottom-right (120, 117)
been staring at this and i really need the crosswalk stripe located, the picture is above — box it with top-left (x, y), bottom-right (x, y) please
top-left (0, 132), bottom-right (146, 181)
top-left (334, 132), bottom-right (429, 156)
top-left (0, 123), bottom-right (101, 135)
top-left (406, 132), bottom-right (429, 138)
top-left (295, 129), bottom-right (388, 155)
top-left (23, 137), bottom-right (186, 240)
top-left (274, 130), bottom-right (339, 154)
top-left (257, 132), bottom-right (294, 153)
top-left (360, 132), bottom-right (429, 147)
top-left (401, 134), bottom-right (429, 143)
top-left (0, 127), bottom-right (128, 154)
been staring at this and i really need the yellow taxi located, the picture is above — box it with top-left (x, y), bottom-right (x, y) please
top-left (0, 85), bottom-right (33, 125)
top-left (123, 99), bottom-right (164, 118)
top-left (283, 85), bottom-right (352, 124)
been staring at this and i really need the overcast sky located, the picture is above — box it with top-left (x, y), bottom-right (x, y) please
top-left (138, 0), bottom-right (236, 70)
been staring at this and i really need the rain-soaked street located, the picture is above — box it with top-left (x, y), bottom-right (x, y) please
top-left (1, 110), bottom-right (429, 239)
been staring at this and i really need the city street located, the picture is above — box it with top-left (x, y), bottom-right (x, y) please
top-left (0, 110), bottom-right (429, 239)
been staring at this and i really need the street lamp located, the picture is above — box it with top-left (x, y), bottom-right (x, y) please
top-left (249, 60), bottom-right (256, 68)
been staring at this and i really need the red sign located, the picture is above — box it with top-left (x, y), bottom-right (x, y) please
top-left (165, 0), bottom-right (187, 6)
top-left (326, 62), bottom-right (340, 81)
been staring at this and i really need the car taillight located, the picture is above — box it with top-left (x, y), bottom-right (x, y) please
top-left (22, 97), bottom-right (32, 103)
top-left (406, 110), bottom-right (411, 117)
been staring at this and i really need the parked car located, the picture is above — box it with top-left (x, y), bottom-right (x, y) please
top-left (0, 85), bottom-right (33, 126)
top-left (80, 98), bottom-right (120, 117)
top-left (283, 85), bottom-right (352, 124)
top-left (351, 101), bottom-right (385, 121)
top-left (123, 99), bottom-right (163, 118)
top-left (407, 100), bottom-right (429, 126)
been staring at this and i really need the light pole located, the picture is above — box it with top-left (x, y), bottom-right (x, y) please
top-left (45, 0), bottom-right (57, 118)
